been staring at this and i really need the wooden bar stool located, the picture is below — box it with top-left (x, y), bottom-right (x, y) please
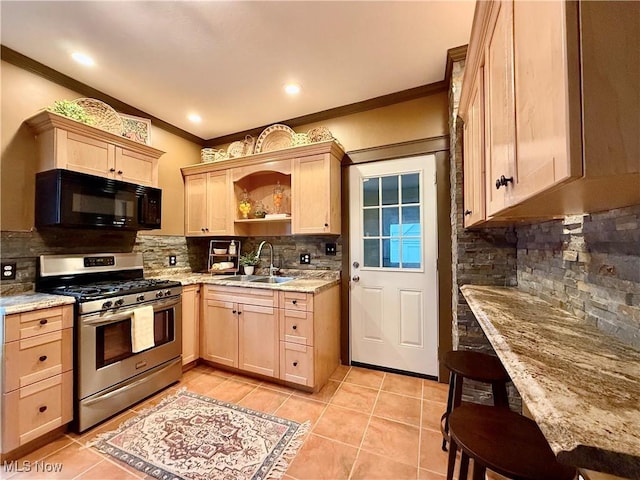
top-left (441, 350), bottom-right (510, 451)
top-left (447, 404), bottom-right (576, 480)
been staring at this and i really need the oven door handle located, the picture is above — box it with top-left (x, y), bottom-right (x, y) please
top-left (82, 297), bottom-right (181, 326)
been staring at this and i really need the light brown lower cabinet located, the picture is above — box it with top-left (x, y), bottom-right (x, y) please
top-left (1, 304), bottom-right (74, 455)
top-left (200, 284), bottom-right (340, 391)
top-left (181, 284), bottom-right (200, 366)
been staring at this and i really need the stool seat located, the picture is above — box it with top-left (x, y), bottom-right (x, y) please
top-left (440, 350), bottom-right (511, 451)
top-left (448, 404), bottom-right (576, 480)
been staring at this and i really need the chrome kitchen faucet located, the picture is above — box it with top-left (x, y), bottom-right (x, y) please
top-left (256, 240), bottom-right (278, 276)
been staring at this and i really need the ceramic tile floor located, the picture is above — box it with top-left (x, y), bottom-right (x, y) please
top-left (2, 364), bottom-right (462, 480)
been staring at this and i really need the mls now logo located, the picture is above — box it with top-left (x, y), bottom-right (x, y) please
top-left (3, 460), bottom-right (64, 473)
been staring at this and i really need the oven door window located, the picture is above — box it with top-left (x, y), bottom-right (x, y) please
top-left (96, 308), bottom-right (175, 369)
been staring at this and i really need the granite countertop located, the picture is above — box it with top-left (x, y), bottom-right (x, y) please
top-left (460, 285), bottom-right (640, 479)
top-left (0, 292), bottom-right (76, 315)
top-left (146, 270), bottom-right (340, 294)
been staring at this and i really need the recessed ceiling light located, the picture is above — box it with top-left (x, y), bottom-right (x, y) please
top-left (71, 52), bottom-right (95, 66)
top-left (188, 114), bottom-right (202, 123)
top-left (284, 84), bottom-right (301, 95)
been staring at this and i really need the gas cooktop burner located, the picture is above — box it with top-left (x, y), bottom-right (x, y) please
top-left (52, 278), bottom-right (180, 301)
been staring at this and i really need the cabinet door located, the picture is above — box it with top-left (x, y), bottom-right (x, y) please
top-left (65, 131), bottom-right (116, 177)
top-left (463, 66), bottom-right (486, 227)
top-left (184, 173), bottom-right (209, 236)
top-left (115, 147), bottom-right (158, 186)
top-left (512, 0), bottom-right (581, 203)
top-left (484, 0), bottom-right (515, 217)
top-left (206, 170), bottom-right (233, 236)
top-left (181, 285), bottom-right (200, 366)
top-left (201, 299), bottom-right (238, 367)
top-left (292, 154), bottom-right (340, 234)
top-left (238, 304), bottom-right (278, 377)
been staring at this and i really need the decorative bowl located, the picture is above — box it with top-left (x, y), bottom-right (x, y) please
top-left (213, 248), bottom-right (227, 255)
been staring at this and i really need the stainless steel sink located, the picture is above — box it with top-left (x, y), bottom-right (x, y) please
top-left (250, 276), bottom-right (294, 284)
top-left (222, 275), bottom-right (266, 282)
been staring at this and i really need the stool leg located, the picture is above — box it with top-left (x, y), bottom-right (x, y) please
top-left (491, 382), bottom-right (509, 408)
top-left (442, 371), bottom-right (456, 451)
top-left (459, 452), bottom-right (469, 480)
top-left (471, 461), bottom-right (485, 480)
top-left (446, 437), bottom-right (458, 480)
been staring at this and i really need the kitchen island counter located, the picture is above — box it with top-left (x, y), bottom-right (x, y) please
top-left (460, 285), bottom-right (640, 479)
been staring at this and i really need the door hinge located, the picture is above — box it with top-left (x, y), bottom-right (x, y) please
top-left (433, 171), bottom-right (437, 185)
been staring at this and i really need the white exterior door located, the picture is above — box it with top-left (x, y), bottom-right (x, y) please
top-left (349, 156), bottom-right (438, 377)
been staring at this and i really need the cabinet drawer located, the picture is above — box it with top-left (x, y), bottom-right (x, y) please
top-left (2, 371), bottom-right (73, 452)
top-left (279, 291), bottom-right (313, 312)
top-left (4, 305), bottom-right (73, 343)
top-left (205, 285), bottom-right (276, 307)
top-left (279, 309), bottom-right (314, 346)
top-left (279, 342), bottom-right (314, 387)
top-left (4, 328), bottom-right (72, 393)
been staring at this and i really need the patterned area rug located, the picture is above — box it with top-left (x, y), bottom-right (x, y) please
top-left (89, 389), bottom-right (309, 480)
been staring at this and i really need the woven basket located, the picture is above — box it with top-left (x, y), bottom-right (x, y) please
top-left (307, 126), bottom-right (333, 143)
top-left (72, 98), bottom-right (124, 135)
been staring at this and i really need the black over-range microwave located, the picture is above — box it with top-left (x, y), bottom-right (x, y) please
top-left (35, 169), bottom-right (162, 230)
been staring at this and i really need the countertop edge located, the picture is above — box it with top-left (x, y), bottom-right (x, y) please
top-left (460, 285), bottom-right (640, 479)
top-left (0, 293), bottom-right (76, 315)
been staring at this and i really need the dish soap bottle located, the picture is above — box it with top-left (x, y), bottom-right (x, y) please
top-left (228, 240), bottom-right (237, 255)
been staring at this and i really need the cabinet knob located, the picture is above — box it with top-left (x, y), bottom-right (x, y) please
top-left (232, 309), bottom-right (237, 314)
top-left (109, 168), bottom-right (116, 172)
top-left (495, 175), bottom-right (513, 189)
top-left (39, 355), bottom-right (47, 362)
top-left (201, 228), bottom-right (206, 232)
top-left (238, 311), bottom-right (242, 315)
top-left (292, 300), bottom-right (297, 305)
top-left (464, 210), bottom-right (472, 216)
top-left (117, 170), bottom-right (123, 175)
top-left (205, 228), bottom-right (209, 232)
top-left (293, 361), bottom-right (298, 367)
top-left (292, 325), bottom-right (297, 330)
top-left (39, 318), bottom-right (48, 325)
top-left (39, 405), bottom-right (47, 413)
top-left (324, 223), bottom-right (329, 227)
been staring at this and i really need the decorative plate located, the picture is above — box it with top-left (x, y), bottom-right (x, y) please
top-left (307, 126), bottom-right (333, 143)
top-left (254, 124), bottom-right (295, 153)
top-left (71, 98), bottom-right (124, 135)
top-left (227, 141), bottom-right (246, 158)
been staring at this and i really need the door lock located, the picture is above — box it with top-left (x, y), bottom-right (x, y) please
top-left (353, 261), bottom-right (360, 268)
top-left (352, 276), bottom-right (360, 282)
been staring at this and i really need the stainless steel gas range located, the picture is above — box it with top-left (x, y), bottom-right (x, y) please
top-left (37, 253), bottom-right (182, 432)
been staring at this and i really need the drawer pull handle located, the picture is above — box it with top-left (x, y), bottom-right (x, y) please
top-left (292, 300), bottom-right (297, 305)
top-left (39, 319), bottom-right (48, 325)
top-left (293, 361), bottom-right (298, 367)
top-left (39, 406), bottom-right (47, 413)
top-left (292, 325), bottom-right (297, 330)
top-left (39, 355), bottom-right (48, 362)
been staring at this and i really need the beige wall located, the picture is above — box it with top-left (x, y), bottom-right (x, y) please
top-left (216, 92), bottom-right (449, 152)
top-left (0, 61), bottom-right (201, 235)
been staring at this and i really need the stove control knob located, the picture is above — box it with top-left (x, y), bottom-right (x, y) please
top-left (164, 289), bottom-right (172, 296)
top-left (102, 301), bottom-right (113, 310)
top-left (114, 298), bottom-right (125, 307)
top-left (136, 295), bottom-right (145, 302)
top-left (156, 291), bottom-right (164, 298)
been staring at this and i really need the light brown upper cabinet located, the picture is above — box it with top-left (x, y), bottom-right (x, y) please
top-left (292, 153), bottom-right (341, 234)
top-left (27, 111), bottom-right (164, 187)
top-left (184, 170), bottom-right (233, 236)
top-left (463, 65), bottom-right (486, 228)
top-left (181, 141), bottom-right (345, 237)
top-left (459, 1), bottom-right (640, 224)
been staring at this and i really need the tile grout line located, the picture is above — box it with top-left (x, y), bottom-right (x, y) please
top-left (346, 371), bottom-right (386, 480)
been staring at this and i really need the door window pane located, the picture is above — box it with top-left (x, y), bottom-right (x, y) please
top-left (363, 239), bottom-right (380, 267)
top-left (363, 178), bottom-right (379, 207)
top-left (382, 207), bottom-right (399, 236)
top-left (382, 239), bottom-right (400, 268)
top-left (402, 206), bottom-right (421, 236)
top-left (402, 238), bottom-right (422, 268)
top-left (401, 173), bottom-right (420, 204)
top-left (363, 208), bottom-right (379, 237)
top-left (381, 176), bottom-right (399, 205)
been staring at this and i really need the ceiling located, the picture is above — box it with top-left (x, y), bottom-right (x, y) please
top-left (1, 1), bottom-right (475, 142)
